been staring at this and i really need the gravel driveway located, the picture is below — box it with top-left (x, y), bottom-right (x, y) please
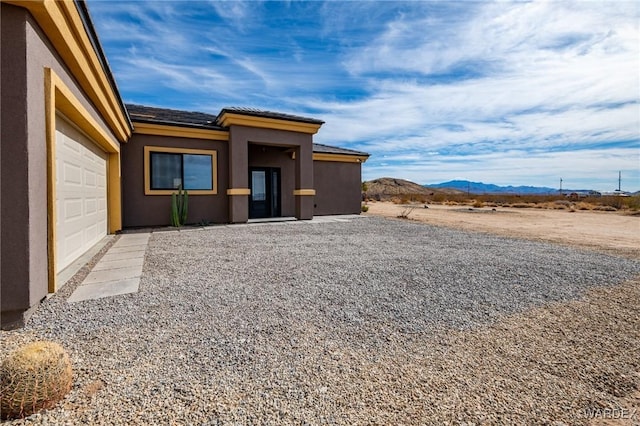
top-left (2, 216), bottom-right (640, 424)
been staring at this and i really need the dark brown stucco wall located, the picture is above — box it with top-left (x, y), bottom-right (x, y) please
top-left (1, 5), bottom-right (120, 328)
top-left (121, 134), bottom-right (229, 227)
top-left (1, 5), bottom-right (32, 328)
top-left (313, 161), bottom-right (363, 215)
top-left (227, 126), bottom-right (249, 223)
top-left (228, 125), bottom-right (314, 221)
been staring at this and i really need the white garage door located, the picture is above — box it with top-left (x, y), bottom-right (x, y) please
top-left (55, 115), bottom-right (108, 273)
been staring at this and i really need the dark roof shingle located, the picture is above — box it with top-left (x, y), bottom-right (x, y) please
top-left (127, 104), bottom-right (325, 129)
top-left (126, 104), bottom-right (368, 157)
top-left (312, 143), bottom-right (369, 157)
top-left (219, 107), bottom-right (324, 125)
top-left (126, 104), bottom-right (224, 130)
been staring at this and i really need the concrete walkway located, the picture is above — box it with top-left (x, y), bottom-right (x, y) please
top-left (68, 233), bottom-right (150, 303)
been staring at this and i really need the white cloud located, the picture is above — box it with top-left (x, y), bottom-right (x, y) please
top-left (87, 0), bottom-right (640, 190)
top-left (310, 1), bottom-right (639, 190)
top-left (363, 147), bottom-right (640, 192)
top-left (208, 0), bottom-right (255, 33)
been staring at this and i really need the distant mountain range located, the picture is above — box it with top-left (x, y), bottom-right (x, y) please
top-left (364, 177), bottom-right (459, 200)
top-left (427, 180), bottom-right (564, 195)
top-left (365, 178), bottom-right (637, 197)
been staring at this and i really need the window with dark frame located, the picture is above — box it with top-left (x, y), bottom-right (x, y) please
top-left (150, 152), bottom-right (214, 191)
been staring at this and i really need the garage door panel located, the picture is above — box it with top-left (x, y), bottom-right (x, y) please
top-left (85, 223), bottom-right (98, 241)
top-left (63, 198), bottom-right (83, 221)
top-left (63, 230), bottom-right (84, 261)
top-left (63, 162), bottom-right (83, 186)
top-left (87, 220), bottom-right (106, 239)
top-left (82, 137), bottom-right (106, 159)
top-left (85, 197), bottom-right (97, 215)
top-left (84, 169), bottom-right (97, 187)
top-left (55, 115), bottom-right (108, 273)
top-left (63, 137), bottom-right (82, 154)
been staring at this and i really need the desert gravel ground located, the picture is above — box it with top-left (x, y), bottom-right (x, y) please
top-left (366, 201), bottom-right (640, 259)
top-left (1, 216), bottom-right (639, 425)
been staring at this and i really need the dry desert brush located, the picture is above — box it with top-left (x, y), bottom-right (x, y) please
top-left (0, 341), bottom-right (73, 419)
top-left (397, 205), bottom-right (418, 219)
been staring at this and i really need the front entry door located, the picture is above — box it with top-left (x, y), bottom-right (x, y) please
top-left (249, 167), bottom-right (281, 218)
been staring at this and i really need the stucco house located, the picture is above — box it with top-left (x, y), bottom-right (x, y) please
top-left (0, 0), bottom-right (369, 329)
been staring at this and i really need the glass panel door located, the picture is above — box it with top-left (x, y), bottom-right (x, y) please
top-left (250, 169), bottom-right (268, 218)
top-left (251, 170), bottom-right (266, 201)
top-left (271, 169), bottom-right (280, 217)
top-left (249, 167), bottom-right (280, 218)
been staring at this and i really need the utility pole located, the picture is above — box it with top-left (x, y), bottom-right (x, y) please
top-left (559, 178), bottom-right (563, 195)
top-left (617, 171), bottom-right (621, 192)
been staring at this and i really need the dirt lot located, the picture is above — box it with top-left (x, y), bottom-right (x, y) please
top-left (366, 202), bottom-right (640, 259)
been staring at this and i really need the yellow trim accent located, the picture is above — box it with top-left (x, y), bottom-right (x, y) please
top-left (133, 121), bottom-right (229, 141)
top-left (293, 189), bottom-right (316, 196)
top-left (6, 0), bottom-right (131, 142)
top-left (227, 188), bottom-right (251, 195)
top-left (144, 146), bottom-right (218, 195)
top-left (218, 112), bottom-right (322, 134)
top-left (45, 70), bottom-right (56, 293)
top-left (45, 68), bottom-right (121, 293)
top-left (313, 153), bottom-right (369, 163)
top-left (47, 70), bottom-right (120, 153)
top-left (108, 153), bottom-right (122, 234)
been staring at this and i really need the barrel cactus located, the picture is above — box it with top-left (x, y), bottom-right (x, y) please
top-left (0, 341), bottom-right (73, 419)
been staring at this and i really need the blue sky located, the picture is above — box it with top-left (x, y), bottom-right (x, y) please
top-left (87, 0), bottom-right (640, 192)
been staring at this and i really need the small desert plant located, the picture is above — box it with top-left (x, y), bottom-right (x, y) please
top-left (431, 194), bottom-right (447, 203)
top-left (0, 341), bottom-right (73, 419)
top-left (575, 202), bottom-right (591, 211)
top-left (594, 205), bottom-right (617, 212)
top-left (361, 204), bottom-right (369, 213)
top-left (397, 205), bottom-right (417, 219)
top-left (628, 195), bottom-right (640, 211)
top-left (170, 185), bottom-right (188, 227)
